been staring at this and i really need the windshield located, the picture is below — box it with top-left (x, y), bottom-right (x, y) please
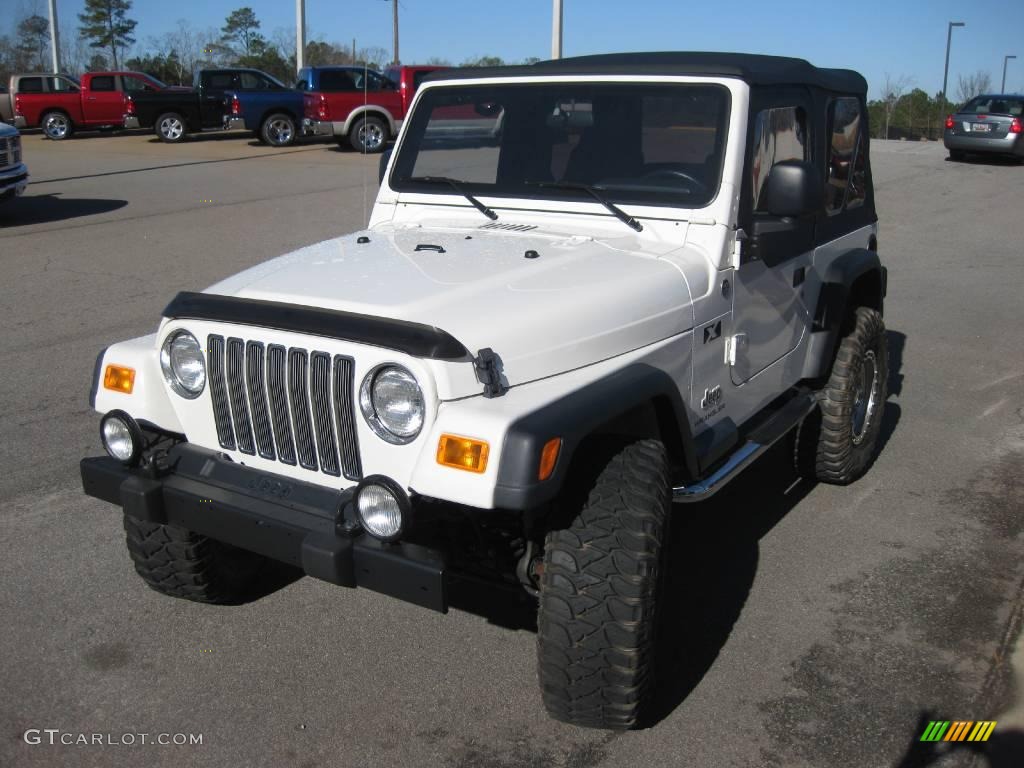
top-left (391, 82), bottom-right (730, 209)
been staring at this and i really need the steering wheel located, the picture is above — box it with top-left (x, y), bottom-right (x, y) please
top-left (641, 168), bottom-right (706, 193)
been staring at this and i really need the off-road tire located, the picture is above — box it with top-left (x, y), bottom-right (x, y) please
top-left (800, 306), bottom-right (889, 484)
top-left (537, 438), bottom-right (671, 729)
top-left (155, 112), bottom-right (187, 143)
top-left (123, 514), bottom-right (265, 604)
top-left (348, 115), bottom-right (387, 153)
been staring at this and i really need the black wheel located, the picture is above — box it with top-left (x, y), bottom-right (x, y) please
top-left (799, 306), bottom-right (889, 484)
top-left (948, 150), bottom-right (965, 161)
top-left (537, 438), bottom-right (671, 729)
top-left (155, 112), bottom-right (187, 143)
top-left (41, 111), bottom-right (72, 140)
top-left (260, 113), bottom-right (296, 147)
top-left (349, 115), bottom-right (387, 153)
top-left (123, 515), bottom-right (266, 604)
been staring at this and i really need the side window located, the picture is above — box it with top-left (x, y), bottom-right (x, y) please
top-left (204, 73), bottom-right (236, 90)
top-left (19, 77), bottom-right (44, 93)
top-left (826, 97), bottom-right (865, 212)
top-left (239, 72), bottom-right (277, 90)
top-left (751, 106), bottom-right (807, 211)
top-left (318, 70), bottom-right (357, 92)
top-left (90, 76), bottom-right (116, 92)
top-left (48, 77), bottom-right (79, 93)
top-left (122, 76), bottom-right (149, 92)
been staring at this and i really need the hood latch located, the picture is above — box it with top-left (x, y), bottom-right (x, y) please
top-left (473, 348), bottom-right (508, 398)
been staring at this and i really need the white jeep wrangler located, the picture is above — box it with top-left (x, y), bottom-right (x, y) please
top-left (82, 53), bottom-right (887, 729)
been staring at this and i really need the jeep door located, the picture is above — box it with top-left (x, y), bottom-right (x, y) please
top-left (731, 95), bottom-right (815, 385)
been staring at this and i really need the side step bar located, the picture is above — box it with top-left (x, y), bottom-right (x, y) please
top-left (673, 392), bottom-right (818, 503)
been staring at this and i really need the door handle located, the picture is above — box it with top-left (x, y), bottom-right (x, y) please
top-left (87, 96), bottom-right (97, 100)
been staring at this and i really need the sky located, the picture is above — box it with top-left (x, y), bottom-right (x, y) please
top-left (9, 0), bottom-right (1024, 99)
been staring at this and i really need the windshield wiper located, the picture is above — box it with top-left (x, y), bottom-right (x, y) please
top-left (527, 181), bottom-right (643, 232)
top-left (405, 176), bottom-right (498, 220)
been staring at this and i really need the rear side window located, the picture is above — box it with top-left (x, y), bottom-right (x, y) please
top-left (239, 72), bottom-right (282, 90)
top-left (826, 97), bottom-right (866, 213)
top-left (318, 70), bottom-right (357, 92)
top-left (18, 77), bottom-right (44, 93)
top-left (412, 71), bottom-right (434, 90)
top-left (122, 76), bottom-right (151, 92)
top-left (750, 106), bottom-right (807, 211)
top-left (204, 73), bottom-right (236, 90)
top-left (90, 76), bottom-right (116, 92)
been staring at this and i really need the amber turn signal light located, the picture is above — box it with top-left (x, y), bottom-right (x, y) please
top-left (103, 364), bottom-right (136, 394)
top-left (538, 437), bottom-right (562, 481)
top-left (437, 434), bottom-right (489, 473)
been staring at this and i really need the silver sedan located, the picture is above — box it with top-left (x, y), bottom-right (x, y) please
top-left (944, 94), bottom-right (1024, 161)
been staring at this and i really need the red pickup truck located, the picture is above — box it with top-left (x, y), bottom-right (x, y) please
top-left (13, 71), bottom-right (171, 140)
top-left (302, 65), bottom-right (444, 152)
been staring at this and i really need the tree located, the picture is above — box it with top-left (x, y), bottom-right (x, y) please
top-left (16, 15), bottom-right (50, 71)
top-left (879, 73), bottom-right (911, 140)
top-left (221, 7), bottom-right (264, 58)
top-left (87, 53), bottom-right (109, 71)
top-left (956, 70), bottom-right (992, 104)
top-left (461, 55), bottom-right (505, 67)
top-left (78, 0), bottom-right (137, 70)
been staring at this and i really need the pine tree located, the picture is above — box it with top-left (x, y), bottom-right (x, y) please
top-left (16, 15), bottom-right (50, 71)
top-left (221, 8), bottom-right (264, 58)
top-left (78, 0), bottom-right (137, 70)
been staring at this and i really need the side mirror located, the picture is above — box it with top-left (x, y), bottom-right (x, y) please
top-left (760, 160), bottom-right (822, 217)
top-left (378, 147), bottom-right (393, 185)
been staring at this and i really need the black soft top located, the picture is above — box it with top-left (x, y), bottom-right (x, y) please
top-left (426, 52), bottom-right (866, 95)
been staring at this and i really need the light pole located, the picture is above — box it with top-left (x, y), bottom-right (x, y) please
top-left (941, 21), bottom-right (965, 115)
top-left (1002, 55), bottom-right (1017, 92)
top-left (552, 0), bottom-right (563, 60)
top-left (47, 0), bottom-right (61, 73)
top-left (295, 0), bottom-right (305, 74)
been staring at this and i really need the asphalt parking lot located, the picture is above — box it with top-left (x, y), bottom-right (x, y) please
top-left (1, 131), bottom-right (1022, 768)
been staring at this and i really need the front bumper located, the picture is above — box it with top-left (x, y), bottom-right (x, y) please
top-left (302, 118), bottom-right (340, 137)
top-left (944, 131), bottom-right (1023, 156)
top-left (0, 163), bottom-right (28, 199)
top-left (123, 115), bottom-right (140, 129)
top-left (223, 116), bottom-right (245, 131)
top-left (81, 444), bottom-right (448, 612)
top-left (13, 115), bottom-right (27, 129)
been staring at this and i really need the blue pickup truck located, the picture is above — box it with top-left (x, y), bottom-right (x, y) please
top-left (224, 66), bottom-right (422, 148)
top-left (223, 74), bottom-right (304, 146)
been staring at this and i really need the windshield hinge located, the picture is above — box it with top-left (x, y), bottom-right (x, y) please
top-left (731, 228), bottom-right (747, 269)
top-left (473, 348), bottom-right (508, 398)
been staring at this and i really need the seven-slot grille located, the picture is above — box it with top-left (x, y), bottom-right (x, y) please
top-left (0, 136), bottom-right (20, 168)
top-left (206, 335), bottom-right (362, 480)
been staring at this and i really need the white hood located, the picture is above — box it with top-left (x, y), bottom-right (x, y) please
top-left (206, 225), bottom-right (694, 389)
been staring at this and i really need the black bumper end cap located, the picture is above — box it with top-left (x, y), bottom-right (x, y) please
top-left (301, 533), bottom-right (356, 587)
top-left (121, 475), bottom-right (167, 524)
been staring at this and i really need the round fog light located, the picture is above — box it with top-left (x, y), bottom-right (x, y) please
top-left (354, 477), bottom-right (410, 542)
top-left (100, 410), bottom-right (144, 465)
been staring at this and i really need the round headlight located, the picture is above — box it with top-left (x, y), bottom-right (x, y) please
top-left (354, 477), bottom-right (410, 541)
top-left (160, 330), bottom-right (206, 398)
top-left (100, 410), bottom-right (143, 465)
top-left (359, 365), bottom-right (424, 444)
